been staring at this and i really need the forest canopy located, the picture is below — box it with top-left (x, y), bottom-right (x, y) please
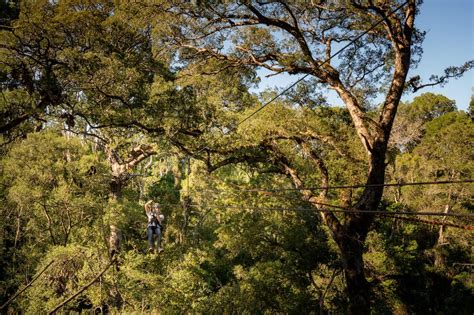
top-left (0, 0), bottom-right (473, 313)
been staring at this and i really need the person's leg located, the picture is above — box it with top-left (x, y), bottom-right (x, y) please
top-left (147, 227), bottom-right (154, 251)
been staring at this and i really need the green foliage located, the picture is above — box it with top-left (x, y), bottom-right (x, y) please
top-left (2, 130), bottom-right (107, 247)
top-left (0, 130), bottom-right (109, 310)
top-left (365, 210), bottom-right (473, 314)
top-left (1, 0), bottom-right (473, 313)
top-left (384, 109), bottom-right (473, 311)
top-left (25, 244), bottom-right (98, 313)
top-left (407, 93), bottom-right (456, 121)
top-left (390, 93), bottom-right (457, 152)
top-left (392, 111), bottom-right (473, 209)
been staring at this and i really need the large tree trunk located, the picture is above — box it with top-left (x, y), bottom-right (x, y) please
top-left (106, 144), bottom-right (156, 256)
top-left (283, 137), bottom-right (388, 313)
top-left (434, 204), bottom-right (451, 269)
top-left (109, 177), bottom-right (124, 201)
top-left (336, 232), bottom-right (370, 313)
top-left (108, 171), bottom-right (125, 257)
top-left (108, 176), bottom-right (123, 257)
top-left (337, 142), bottom-right (387, 314)
top-left (107, 176), bottom-right (124, 309)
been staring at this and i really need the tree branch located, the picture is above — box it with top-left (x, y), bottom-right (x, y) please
top-left (267, 140), bottom-right (343, 235)
top-left (0, 260), bottom-right (56, 310)
top-left (408, 60), bottom-right (474, 92)
top-left (48, 258), bottom-right (116, 314)
top-left (379, 0), bottom-right (416, 134)
top-left (245, 3), bottom-right (318, 68)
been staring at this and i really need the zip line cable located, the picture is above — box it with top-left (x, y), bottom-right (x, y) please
top-left (230, 179), bottom-right (474, 192)
top-left (236, 74), bottom-right (310, 126)
top-left (184, 204), bottom-right (474, 230)
top-left (379, 215), bottom-right (473, 231)
top-left (220, 190), bottom-right (474, 224)
top-left (158, 202), bottom-right (474, 230)
top-left (188, 204), bottom-right (474, 218)
top-left (152, 179), bottom-right (473, 194)
top-left (158, 201), bottom-right (474, 220)
top-left (236, 1), bottom-right (409, 127)
top-left (155, 180), bottom-right (474, 220)
top-left (48, 258), bottom-right (117, 314)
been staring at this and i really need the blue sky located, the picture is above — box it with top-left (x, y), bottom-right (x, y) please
top-left (255, 0), bottom-right (473, 110)
top-left (408, 0), bottom-right (473, 109)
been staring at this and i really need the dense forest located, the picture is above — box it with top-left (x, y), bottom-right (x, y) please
top-left (1, 0), bottom-right (473, 313)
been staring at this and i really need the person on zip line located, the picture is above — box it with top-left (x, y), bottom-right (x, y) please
top-left (145, 200), bottom-right (164, 254)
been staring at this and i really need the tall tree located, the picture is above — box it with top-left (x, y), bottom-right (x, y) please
top-left (145, 1), bottom-right (472, 312)
top-left (392, 111), bottom-right (473, 268)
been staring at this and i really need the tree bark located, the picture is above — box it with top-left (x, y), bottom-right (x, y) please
top-left (434, 204), bottom-right (451, 269)
top-left (337, 232), bottom-right (370, 313)
top-left (109, 177), bottom-right (124, 201)
top-left (321, 137), bottom-right (386, 314)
